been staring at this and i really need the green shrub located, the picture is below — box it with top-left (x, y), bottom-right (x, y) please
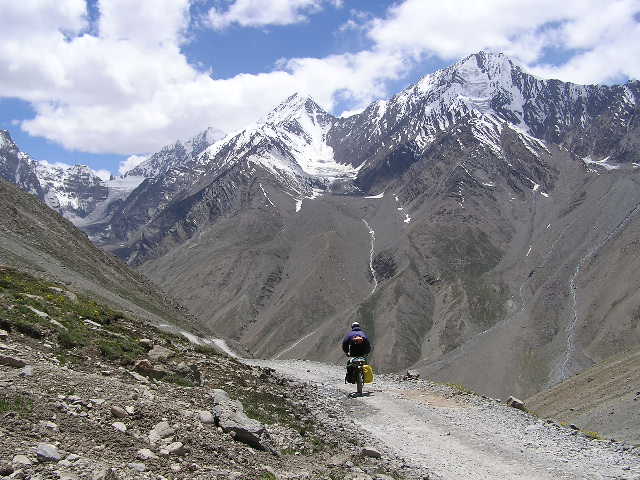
top-left (13, 318), bottom-right (44, 338)
top-left (98, 338), bottom-right (143, 364)
top-left (58, 328), bottom-right (88, 349)
top-left (0, 394), bottom-right (33, 413)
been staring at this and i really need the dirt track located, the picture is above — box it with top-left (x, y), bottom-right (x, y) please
top-left (251, 359), bottom-right (640, 480)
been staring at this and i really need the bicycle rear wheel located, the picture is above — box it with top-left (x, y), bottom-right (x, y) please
top-left (356, 369), bottom-right (364, 395)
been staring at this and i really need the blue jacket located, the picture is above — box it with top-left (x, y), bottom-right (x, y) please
top-left (342, 327), bottom-right (371, 356)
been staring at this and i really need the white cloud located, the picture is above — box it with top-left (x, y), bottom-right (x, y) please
top-left (118, 154), bottom-right (148, 175)
top-left (93, 169), bottom-right (112, 181)
top-left (207, 0), bottom-right (335, 30)
top-left (367, 0), bottom-right (640, 83)
top-left (0, 0), bottom-right (639, 164)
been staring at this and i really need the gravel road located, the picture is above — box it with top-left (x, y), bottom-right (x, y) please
top-left (250, 359), bottom-right (640, 480)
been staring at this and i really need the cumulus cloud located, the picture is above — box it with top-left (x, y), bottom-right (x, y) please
top-left (118, 154), bottom-right (148, 175)
top-left (93, 169), bottom-right (113, 181)
top-left (0, 0), bottom-right (638, 162)
top-left (207, 0), bottom-right (338, 30)
top-left (367, 0), bottom-right (640, 82)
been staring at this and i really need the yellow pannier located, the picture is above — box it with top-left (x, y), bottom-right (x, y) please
top-left (363, 364), bottom-right (374, 383)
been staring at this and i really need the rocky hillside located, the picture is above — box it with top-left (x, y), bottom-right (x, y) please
top-left (3, 52), bottom-right (640, 402)
top-left (0, 267), bottom-right (408, 479)
top-left (527, 345), bottom-right (640, 444)
top-left (0, 178), bottom-right (196, 332)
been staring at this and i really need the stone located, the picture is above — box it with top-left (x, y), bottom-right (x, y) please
top-left (26, 306), bottom-right (48, 318)
top-left (569, 424), bottom-right (580, 430)
top-left (361, 447), bottom-right (382, 459)
top-left (147, 345), bottom-right (174, 362)
top-left (0, 463), bottom-right (13, 476)
top-left (0, 329), bottom-right (8, 340)
top-left (149, 421), bottom-right (175, 444)
top-left (506, 396), bottom-right (526, 411)
top-left (404, 370), bottom-right (420, 380)
top-left (211, 389), bottom-right (267, 449)
top-left (112, 422), bottom-right (127, 432)
top-left (128, 463), bottom-right (146, 473)
top-left (59, 473), bottom-right (80, 480)
top-left (127, 370), bottom-right (150, 383)
top-left (170, 464), bottom-right (182, 473)
top-left (159, 442), bottom-right (186, 457)
top-left (137, 448), bottom-right (158, 461)
top-left (19, 365), bottom-right (33, 377)
top-left (0, 354), bottom-right (27, 368)
top-left (134, 359), bottom-right (154, 373)
top-left (125, 406), bottom-right (135, 415)
top-left (91, 468), bottom-right (117, 480)
top-left (35, 443), bottom-right (61, 462)
top-left (198, 410), bottom-right (215, 424)
top-left (49, 287), bottom-right (77, 302)
top-left (12, 455), bottom-right (33, 467)
top-left (110, 406), bottom-right (128, 418)
top-left (39, 420), bottom-right (59, 431)
top-left (139, 338), bottom-right (154, 348)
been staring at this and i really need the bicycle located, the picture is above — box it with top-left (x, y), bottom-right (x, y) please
top-left (348, 357), bottom-right (367, 395)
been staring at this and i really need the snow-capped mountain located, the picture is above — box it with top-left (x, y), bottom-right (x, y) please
top-left (126, 126), bottom-right (225, 178)
top-left (0, 130), bottom-right (42, 198)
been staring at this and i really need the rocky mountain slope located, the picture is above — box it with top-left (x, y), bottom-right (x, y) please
top-left (527, 345), bottom-right (640, 444)
top-left (0, 178), bottom-right (196, 332)
top-left (3, 52), bottom-right (640, 402)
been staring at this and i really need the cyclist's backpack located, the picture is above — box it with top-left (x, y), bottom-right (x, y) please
top-left (363, 364), bottom-right (374, 384)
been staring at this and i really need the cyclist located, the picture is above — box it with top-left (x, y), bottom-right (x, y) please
top-left (342, 322), bottom-right (371, 383)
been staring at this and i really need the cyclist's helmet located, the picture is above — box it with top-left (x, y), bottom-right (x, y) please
top-left (351, 322), bottom-right (360, 329)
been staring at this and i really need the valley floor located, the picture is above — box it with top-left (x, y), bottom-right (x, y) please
top-left (251, 359), bottom-right (640, 480)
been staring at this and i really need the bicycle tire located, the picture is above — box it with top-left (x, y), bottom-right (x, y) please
top-left (356, 368), bottom-right (364, 395)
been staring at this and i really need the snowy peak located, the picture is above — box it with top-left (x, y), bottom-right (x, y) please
top-left (126, 127), bottom-right (225, 178)
top-left (261, 93), bottom-right (334, 129)
top-left (0, 129), bottom-right (15, 150)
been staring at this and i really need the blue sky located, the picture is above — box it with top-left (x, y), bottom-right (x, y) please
top-left (1, 0), bottom-right (639, 177)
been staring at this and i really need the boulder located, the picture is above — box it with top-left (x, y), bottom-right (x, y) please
top-left (149, 421), bottom-right (175, 444)
top-left (159, 442), bottom-right (186, 457)
top-left (139, 338), bottom-right (154, 348)
top-left (0, 354), bottom-right (27, 368)
top-left (137, 448), bottom-right (158, 460)
top-left (49, 287), bottom-right (78, 302)
top-left (197, 410), bottom-right (215, 424)
top-left (0, 329), bottom-right (8, 340)
top-left (19, 365), bottom-right (33, 377)
top-left (404, 370), bottom-right (420, 380)
top-left (110, 406), bottom-right (128, 418)
top-left (128, 463), bottom-right (146, 473)
top-left (0, 463), bottom-right (13, 476)
top-left (35, 443), bottom-right (61, 462)
top-left (361, 446), bottom-right (382, 458)
top-left (112, 422), bottom-right (127, 433)
top-left (506, 396), bottom-right (526, 411)
top-left (11, 455), bottom-right (33, 467)
top-left (147, 345), bottom-right (174, 362)
top-left (91, 467), bottom-right (117, 480)
top-left (211, 389), bottom-right (267, 449)
top-left (133, 359), bottom-right (155, 373)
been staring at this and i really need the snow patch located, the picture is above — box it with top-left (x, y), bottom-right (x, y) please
top-left (582, 156), bottom-right (621, 171)
top-left (364, 192), bottom-right (384, 199)
top-left (259, 183), bottom-right (275, 207)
